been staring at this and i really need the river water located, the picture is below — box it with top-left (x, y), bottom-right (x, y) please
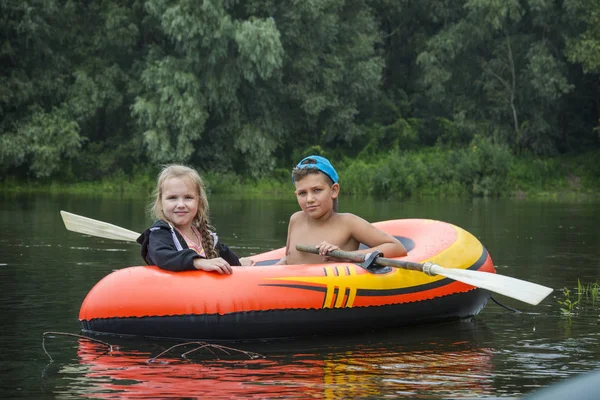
top-left (0, 192), bottom-right (598, 399)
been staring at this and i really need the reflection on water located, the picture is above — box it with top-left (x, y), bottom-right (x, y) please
top-left (49, 320), bottom-right (496, 399)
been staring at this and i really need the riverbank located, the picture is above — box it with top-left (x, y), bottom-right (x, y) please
top-left (2, 149), bottom-right (599, 200)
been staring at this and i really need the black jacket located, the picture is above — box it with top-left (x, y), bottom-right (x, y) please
top-left (136, 220), bottom-right (241, 271)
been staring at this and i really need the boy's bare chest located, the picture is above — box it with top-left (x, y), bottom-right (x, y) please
top-left (287, 221), bottom-right (357, 264)
top-left (289, 223), bottom-right (350, 246)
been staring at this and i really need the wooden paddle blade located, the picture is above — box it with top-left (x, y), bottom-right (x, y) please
top-left (60, 211), bottom-right (140, 242)
top-left (429, 265), bottom-right (553, 306)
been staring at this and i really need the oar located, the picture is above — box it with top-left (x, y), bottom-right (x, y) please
top-left (60, 211), bottom-right (140, 242)
top-left (296, 244), bottom-right (553, 306)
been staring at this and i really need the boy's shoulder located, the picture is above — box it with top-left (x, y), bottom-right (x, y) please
top-left (292, 211), bottom-right (364, 228)
top-left (332, 212), bottom-right (363, 222)
top-left (289, 210), bottom-right (305, 223)
top-left (331, 213), bottom-right (372, 231)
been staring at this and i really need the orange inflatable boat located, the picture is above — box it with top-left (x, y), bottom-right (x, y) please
top-left (79, 219), bottom-right (495, 340)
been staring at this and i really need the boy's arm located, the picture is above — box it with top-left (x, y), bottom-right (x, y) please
top-left (275, 234), bottom-right (290, 265)
top-left (275, 256), bottom-right (287, 265)
top-left (275, 213), bottom-right (299, 265)
top-left (349, 215), bottom-right (407, 258)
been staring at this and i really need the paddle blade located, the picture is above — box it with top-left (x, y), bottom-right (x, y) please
top-left (60, 211), bottom-right (140, 242)
top-left (430, 265), bottom-right (553, 306)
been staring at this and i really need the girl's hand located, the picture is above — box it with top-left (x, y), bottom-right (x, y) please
top-left (194, 257), bottom-right (233, 274)
top-left (239, 257), bottom-right (256, 266)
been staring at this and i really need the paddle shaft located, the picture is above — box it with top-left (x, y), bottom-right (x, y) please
top-left (295, 244), bottom-right (428, 273)
top-left (296, 243), bottom-right (555, 306)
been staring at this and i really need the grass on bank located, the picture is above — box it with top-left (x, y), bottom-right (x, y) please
top-left (339, 144), bottom-right (600, 199)
top-left (0, 169), bottom-right (291, 199)
top-left (1, 146), bottom-right (599, 200)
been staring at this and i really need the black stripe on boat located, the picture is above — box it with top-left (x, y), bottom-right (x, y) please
top-left (80, 288), bottom-right (490, 341)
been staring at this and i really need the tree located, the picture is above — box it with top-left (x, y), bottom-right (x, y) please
top-left (0, 0), bottom-right (144, 178)
top-left (565, 0), bottom-right (600, 139)
top-left (416, 0), bottom-right (574, 155)
top-left (133, 0), bottom-right (383, 176)
top-left (566, 0), bottom-right (600, 74)
top-left (0, 1), bottom-right (81, 177)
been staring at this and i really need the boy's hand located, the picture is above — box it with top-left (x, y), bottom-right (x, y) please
top-left (239, 257), bottom-right (256, 266)
top-left (317, 242), bottom-right (346, 261)
top-left (317, 241), bottom-right (339, 255)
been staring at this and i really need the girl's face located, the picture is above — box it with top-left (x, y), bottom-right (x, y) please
top-left (294, 173), bottom-right (339, 219)
top-left (160, 176), bottom-right (200, 230)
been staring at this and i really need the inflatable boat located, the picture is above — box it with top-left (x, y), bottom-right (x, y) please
top-left (79, 219), bottom-right (495, 340)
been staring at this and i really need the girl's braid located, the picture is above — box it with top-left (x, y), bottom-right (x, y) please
top-left (196, 220), bottom-right (218, 259)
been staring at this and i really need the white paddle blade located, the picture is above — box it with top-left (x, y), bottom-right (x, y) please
top-left (430, 265), bottom-right (553, 306)
top-left (60, 211), bottom-right (140, 242)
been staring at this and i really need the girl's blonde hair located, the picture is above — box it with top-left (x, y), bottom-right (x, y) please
top-left (150, 164), bottom-right (218, 258)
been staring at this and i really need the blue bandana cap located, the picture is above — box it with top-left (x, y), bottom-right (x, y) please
top-left (293, 155), bottom-right (339, 184)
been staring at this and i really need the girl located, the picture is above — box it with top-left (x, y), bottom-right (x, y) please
top-left (137, 164), bottom-right (254, 274)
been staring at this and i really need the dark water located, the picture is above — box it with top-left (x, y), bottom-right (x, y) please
top-left (1, 192), bottom-right (599, 399)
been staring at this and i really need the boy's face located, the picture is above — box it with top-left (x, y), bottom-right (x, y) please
top-left (294, 173), bottom-right (339, 218)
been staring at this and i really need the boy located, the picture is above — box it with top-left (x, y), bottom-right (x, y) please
top-left (278, 155), bottom-right (407, 265)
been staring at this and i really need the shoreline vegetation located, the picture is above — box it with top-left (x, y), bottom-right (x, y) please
top-left (3, 147), bottom-right (598, 201)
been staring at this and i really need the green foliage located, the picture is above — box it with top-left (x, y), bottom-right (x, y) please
top-left (507, 150), bottom-right (600, 196)
top-left (565, 0), bottom-right (600, 73)
top-left (557, 287), bottom-right (579, 316)
top-left (571, 151), bottom-right (600, 189)
top-left (290, 145), bottom-right (328, 167)
top-left (557, 280), bottom-right (599, 317)
top-left (133, 0), bottom-right (285, 172)
top-left (132, 0), bottom-right (382, 175)
top-left (456, 135), bottom-right (514, 196)
top-left (577, 279), bottom-right (599, 305)
top-left (235, 18), bottom-right (284, 82)
top-left (370, 153), bottom-right (430, 198)
top-left (0, 106), bottom-right (83, 177)
top-left (0, 0), bottom-right (142, 179)
top-left (340, 159), bottom-right (379, 196)
top-left (508, 156), bottom-right (566, 191)
top-left (358, 94), bottom-right (421, 156)
top-left (434, 117), bottom-right (473, 147)
top-left (0, 0), bottom-right (598, 188)
top-left (133, 57), bottom-right (210, 163)
top-left (416, 0), bottom-right (579, 155)
top-left (341, 137), bottom-right (513, 198)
